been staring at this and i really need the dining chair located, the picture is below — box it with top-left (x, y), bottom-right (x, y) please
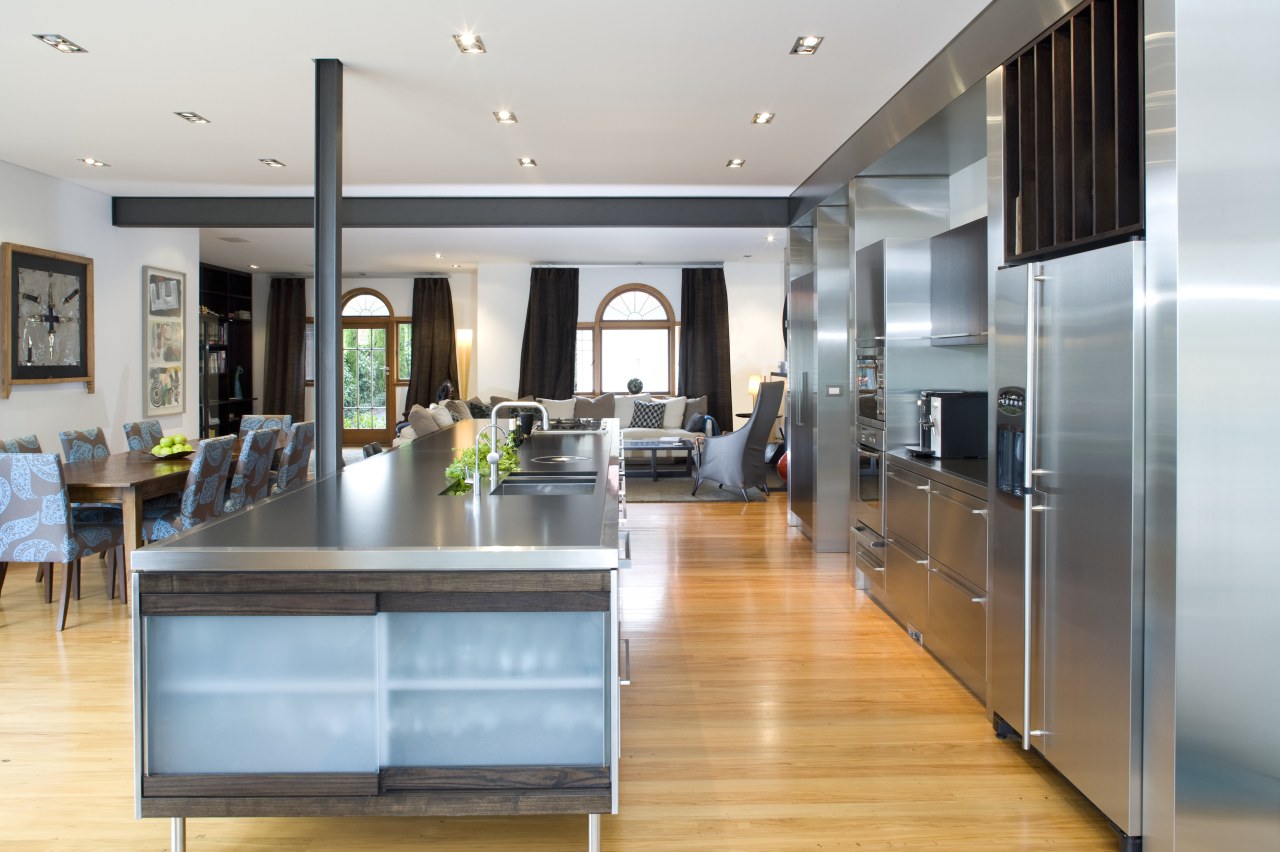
top-left (224, 428), bottom-right (278, 513)
top-left (0, 453), bottom-right (124, 631)
top-left (1, 434), bottom-right (51, 594)
top-left (271, 421), bottom-right (315, 494)
top-left (122, 419), bottom-right (165, 451)
top-left (238, 414), bottom-right (292, 439)
top-left (58, 426), bottom-right (111, 462)
top-left (691, 381), bottom-right (785, 502)
top-left (140, 435), bottom-right (237, 543)
top-left (362, 441), bottom-right (383, 458)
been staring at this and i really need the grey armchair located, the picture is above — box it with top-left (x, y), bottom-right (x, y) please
top-left (691, 381), bottom-right (784, 501)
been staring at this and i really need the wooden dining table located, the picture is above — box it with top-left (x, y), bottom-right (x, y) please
top-left (63, 451), bottom-right (193, 575)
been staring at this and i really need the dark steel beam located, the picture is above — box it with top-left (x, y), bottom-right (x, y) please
top-left (313, 58), bottom-right (343, 477)
top-left (110, 196), bottom-right (790, 229)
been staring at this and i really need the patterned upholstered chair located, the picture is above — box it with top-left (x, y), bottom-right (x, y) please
top-left (122, 419), bottom-right (165, 451)
top-left (1, 434), bottom-right (50, 592)
top-left (0, 453), bottom-right (124, 631)
top-left (238, 414), bottom-right (292, 439)
top-left (140, 435), bottom-right (237, 543)
top-left (58, 426), bottom-right (111, 462)
top-left (224, 428), bottom-right (278, 513)
top-left (271, 421), bottom-right (315, 494)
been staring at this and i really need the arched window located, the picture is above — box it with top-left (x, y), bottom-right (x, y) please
top-left (576, 284), bottom-right (678, 395)
top-left (340, 289), bottom-right (391, 316)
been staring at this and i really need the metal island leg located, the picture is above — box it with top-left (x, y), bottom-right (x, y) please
top-left (170, 816), bottom-right (186, 851)
top-left (588, 813), bottom-right (600, 852)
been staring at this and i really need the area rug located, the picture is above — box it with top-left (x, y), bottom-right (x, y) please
top-left (625, 470), bottom-right (785, 503)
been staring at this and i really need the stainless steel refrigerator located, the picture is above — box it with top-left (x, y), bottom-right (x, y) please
top-left (989, 241), bottom-right (1145, 848)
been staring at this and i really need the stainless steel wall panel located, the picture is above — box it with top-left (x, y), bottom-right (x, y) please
top-left (812, 201), bottom-right (852, 552)
top-left (786, 227), bottom-right (815, 533)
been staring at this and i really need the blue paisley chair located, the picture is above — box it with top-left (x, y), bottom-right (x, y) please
top-left (58, 426), bottom-right (111, 462)
top-left (271, 421), bottom-right (315, 495)
top-left (1, 434), bottom-right (51, 594)
top-left (0, 453), bottom-right (124, 631)
top-left (122, 420), bottom-right (165, 451)
top-left (224, 428), bottom-right (278, 513)
top-left (140, 435), bottom-right (236, 543)
top-left (238, 414), bottom-right (292, 440)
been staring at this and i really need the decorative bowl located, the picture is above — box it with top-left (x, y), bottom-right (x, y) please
top-left (148, 449), bottom-right (193, 461)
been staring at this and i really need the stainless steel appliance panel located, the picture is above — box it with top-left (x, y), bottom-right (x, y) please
top-left (786, 227), bottom-right (815, 534)
top-left (812, 202), bottom-right (852, 553)
top-left (884, 537), bottom-right (929, 633)
top-left (927, 562), bottom-right (987, 700)
top-left (884, 463), bottom-right (929, 552)
top-left (852, 425), bottom-right (884, 536)
top-left (852, 524), bottom-right (887, 596)
top-left (928, 482), bottom-right (987, 591)
top-left (854, 242), bottom-right (884, 345)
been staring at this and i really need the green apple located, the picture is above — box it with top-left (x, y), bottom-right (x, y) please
top-left (160, 436), bottom-right (175, 448)
top-left (173, 433), bottom-right (187, 445)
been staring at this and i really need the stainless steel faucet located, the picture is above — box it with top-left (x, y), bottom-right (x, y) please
top-left (472, 423), bottom-right (508, 490)
top-left (490, 400), bottom-right (550, 432)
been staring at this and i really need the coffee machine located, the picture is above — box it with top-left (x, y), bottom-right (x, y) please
top-left (914, 390), bottom-right (987, 459)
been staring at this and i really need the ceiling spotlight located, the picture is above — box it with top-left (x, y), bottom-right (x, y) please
top-left (518, 157), bottom-right (537, 167)
top-left (454, 32), bottom-right (486, 54)
top-left (259, 158), bottom-right (286, 168)
top-left (726, 159), bottom-right (746, 168)
top-left (77, 157), bottom-right (109, 167)
top-left (790, 35), bottom-right (824, 55)
top-left (493, 110), bottom-right (518, 124)
top-left (451, 264), bottom-right (462, 269)
top-left (766, 233), bottom-right (776, 243)
top-left (434, 252), bottom-right (445, 259)
top-left (248, 264), bottom-right (260, 270)
top-left (175, 111), bottom-right (210, 124)
top-left (34, 34), bottom-right (87, 53)
top-left (752, 112), bottom-right (775, 125)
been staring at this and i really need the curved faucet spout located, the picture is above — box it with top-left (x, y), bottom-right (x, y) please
top-left (472, 423), bottom-right (508, 492)
top-left (491, 400), bottom-right (550, 431)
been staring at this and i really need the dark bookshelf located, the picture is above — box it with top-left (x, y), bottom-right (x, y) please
top-left (199, 264), bottom-right (254, 437)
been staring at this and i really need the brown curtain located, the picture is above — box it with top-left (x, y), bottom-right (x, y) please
top-left (403, 277), bottom-right (459, 418)
top-left (518, 267), bottom-right (579, 399)
top-left (262, 277), bottom-right (306, 421)
top-left (678, 267), bottom-right (733, 429)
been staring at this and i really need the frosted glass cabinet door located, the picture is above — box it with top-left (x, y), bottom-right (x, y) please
top-left (145, 615), bottom-right (379, 774)
top-left (383, 611), bottom-right (608, 766)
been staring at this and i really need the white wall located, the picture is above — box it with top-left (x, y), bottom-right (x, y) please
top-left (475, 262), bottom-right (785, 421)
top-left (0, 160), bottom-right (200, 453)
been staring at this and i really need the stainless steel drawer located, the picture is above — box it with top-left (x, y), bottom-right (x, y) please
top-left (927, 561), bottom-right (987, 700)
top-left (885, 464), bottom-right (929, 552)
top-left (885, 537), bottom-right (929, 632)
top-left (928, 482), bottom-right (988, 590)
top-left (852, 526), bottom-right (887, 595)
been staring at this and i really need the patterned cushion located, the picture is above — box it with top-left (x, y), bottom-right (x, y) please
top-left (58, 427), bottom-right (110, 462)
top-left (123, 420), bottom-right (165, 451)
top-left (614, 394), bottom-right (651, 426)
top-left (1, 434), bottom-right (42, 453)
top-left (467, 398), bottom-right (492, 418)
top-left (224, 428), bottom-right (278, 513)
top-left (272, 422), bottom-right (315, 494)
top-left (0, 453), bottom-right (121, 563)
top-left (140, 435), bottom-right (237, 542)
top-left (630, 400), bottom-right (667, 429)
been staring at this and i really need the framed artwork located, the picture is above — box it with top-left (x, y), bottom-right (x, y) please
top-left (1, 242), bottom-right (95, 399)
top-left (143, 266), bottom-right (185, 415)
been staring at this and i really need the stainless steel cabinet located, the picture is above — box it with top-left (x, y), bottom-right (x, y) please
top-left (884, 466), bottom-right (929, 551)
top-left (927, 481), bottom-right (988, 590)
top-left (885, 537), bottom-right (929, 635)
top-left (929, 218), bottom-right (988, 347)
top-left (927, 563), bottom-right (987, 700)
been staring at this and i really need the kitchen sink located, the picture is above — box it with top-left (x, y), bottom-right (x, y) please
top-left (491, 472), bottom-right (598, 496)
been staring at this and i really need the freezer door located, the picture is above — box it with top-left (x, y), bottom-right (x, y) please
top-left (1035, 241), bottom-right (1145, 836)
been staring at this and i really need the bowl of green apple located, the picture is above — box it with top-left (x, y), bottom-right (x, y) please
top-left (149, 434), bottom-right (195, 460)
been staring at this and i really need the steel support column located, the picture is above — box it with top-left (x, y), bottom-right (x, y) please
top-left (314, 58), bottom-right (343, 476)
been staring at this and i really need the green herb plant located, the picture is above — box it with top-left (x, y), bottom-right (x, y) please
top-left (444, 433), bottom-right (520, 484)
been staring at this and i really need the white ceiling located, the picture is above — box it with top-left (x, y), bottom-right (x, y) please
top-left (1, 1), bottom-right (991, 275)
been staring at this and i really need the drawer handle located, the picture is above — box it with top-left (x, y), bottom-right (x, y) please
top-left (916, 559), bottom-right (929, 566)
top-left (971, 596), bottom-right (987, 604)
top-left (971, 508), bottom-right (988, 516)
top-left (916, 485), bottom-right (930, 491)
top-left (619, 638), bottom-right (631, 686)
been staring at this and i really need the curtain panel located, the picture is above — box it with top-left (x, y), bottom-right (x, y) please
top-left (261, 277), bottom-right (307, 422)
top-left (678, 267), bottom-right (733, 429)
top-left (403, 277), bottom-right (459, 418)
top-left (517, 267), bottom-right (579, 399)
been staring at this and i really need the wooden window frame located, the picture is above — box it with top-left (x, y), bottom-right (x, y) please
top-left (579, 284), bottom-right (679, 396)
top-left (305, 288), bottom-right (412, 387)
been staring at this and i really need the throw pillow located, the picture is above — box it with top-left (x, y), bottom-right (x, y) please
top-left (407, 405), bottom-right (440, 438)
top-left (574, 393), bottom-right (615, 419)
top-left (614, 394), bottom-right (651, 427)
top-left (536, 397), bottom-right (577, 420)
top-left (444, 398), bottom-right (472, 421)
top-left (684, 396), bottom-right (708, 419)
top-left (630, 400), bottom-right (667, 429)
top-left (683, 413), bottom-right (706, 433)
top-left (428, 403), bottom-right (455, 428)
top-left (467, 397), bottom-right (492, 418)
top-left (661, 396), bottom-right (687, 429)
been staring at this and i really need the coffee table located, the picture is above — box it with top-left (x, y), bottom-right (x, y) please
top-left (622, 438), bottom-right (696, 481)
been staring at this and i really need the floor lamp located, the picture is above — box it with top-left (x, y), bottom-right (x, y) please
top-left (455, 329), bottom-right (473, 399)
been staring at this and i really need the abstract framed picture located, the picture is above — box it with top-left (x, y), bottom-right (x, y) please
top-left (143, 266), bottom-right (185, 415)
top-left (1, 242), bottom-right (95, 399)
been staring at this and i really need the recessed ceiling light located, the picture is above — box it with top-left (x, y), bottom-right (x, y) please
top-left (451, 264), bottom-right (462, 269)
top-left (726, 159), bottom-right (746, 168)
top-left (518, 157), bottom-right (537, 167)
top-left (752, 112), bottom-right (775, 125)
top-left (77, 157), bottom-right (109, 167)
top-left (34, 34), bottom-right (87, 53)
top-left (454, 32), bottom-right (486, 54)
top-left (790, 35), bottom-right (824, 55)
top-left (259, 159), bottom-right (286, 168)
top-left (248, 264), bottom-right (260, 270)
top-left (434, 252), bottom-right (445, 259)
top-left (175, 112), bottom-right (211, 124)
top-left (493, 110), bottom-right (518, 124)
top-left (766, 233), bottom-right (776, 243)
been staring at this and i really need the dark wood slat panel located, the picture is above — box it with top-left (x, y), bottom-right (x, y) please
top-left (1071, 10), bottom-right (1095, 239)
top-left (141, 570), bottom-right (612, 596)
top-left (1033, 38), bottom-right (1055, 252)
top-left (1092, 0), bottom-right (1118, 233)
top-left (1017, 53), bottom-right (1038, 255)
top-left (1051, 26), bottom-right (1074, 246)
top-left (143, 773), bottom-right (378, 798)
top-left (1003, 60), bottom-right (1021, 260)
top-left (140, 593), bottom-right (376, 616)
top-left (380, 765), bottom-right (610, 790)
top-left (139, 789), bottom-right (613, 818)
top-left (1003, 223), bottom-right (1143, 265)
top-left (1114, 0), bottom-right (1143, 228)
top-left (379, 591), bottom-right (610, 612)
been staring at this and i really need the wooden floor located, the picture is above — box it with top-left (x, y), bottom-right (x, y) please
top-left (0, 497), bottom-right (1117, 851)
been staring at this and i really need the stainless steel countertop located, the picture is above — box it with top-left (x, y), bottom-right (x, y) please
top-left (130, 420), bottom-right (622, 572)
top-left (885, 448), bottom-right (987, 500)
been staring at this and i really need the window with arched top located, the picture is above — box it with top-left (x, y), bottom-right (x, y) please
top-left (576, 284), bottom-right (678, 395)
top-left (340, 289), bottom-right (391, 316)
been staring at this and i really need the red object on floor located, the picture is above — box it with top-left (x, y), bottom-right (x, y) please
top-left (776, 450), bottom-right (789, 482)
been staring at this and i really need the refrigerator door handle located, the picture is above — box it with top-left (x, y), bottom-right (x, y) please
top-left (1023, 263), bottom-right (1043, 751)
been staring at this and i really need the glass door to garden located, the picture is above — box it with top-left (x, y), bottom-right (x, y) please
top-left (341, 319), bottom-right (394, 447)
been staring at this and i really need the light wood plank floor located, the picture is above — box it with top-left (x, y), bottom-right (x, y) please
top-left (0, 497), bottom-right (1117, 850)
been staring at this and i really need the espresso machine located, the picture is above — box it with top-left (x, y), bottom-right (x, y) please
top-left (913, 390), bottom-right (987, 459)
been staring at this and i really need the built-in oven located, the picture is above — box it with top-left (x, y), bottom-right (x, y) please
top-left (853, 422), bottom-right (885, 537)
top-left (855, 347), bottom-right (885, 425)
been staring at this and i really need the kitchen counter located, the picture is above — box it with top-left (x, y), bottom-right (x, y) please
top-left (885, 448), bottom-right (987, 500)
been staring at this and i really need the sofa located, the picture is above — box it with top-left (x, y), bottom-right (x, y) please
top-left (394, 393), bottom-right (716, 447)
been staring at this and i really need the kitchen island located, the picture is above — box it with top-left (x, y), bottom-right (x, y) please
top-left (130, 419), bottom-right (625, 851)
